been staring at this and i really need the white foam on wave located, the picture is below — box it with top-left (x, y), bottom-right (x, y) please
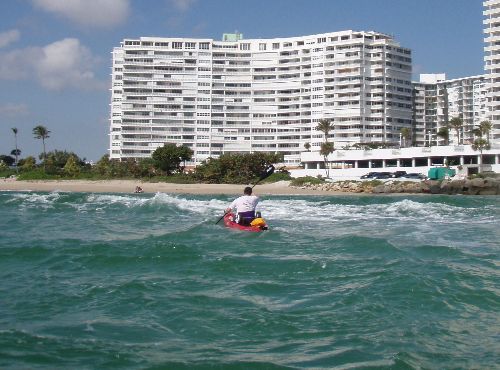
top-left (148, 192), bottom-right (227, 215)
top-left (6, 191), bottom-right (492, 225)
top-left (86, 193), bottom-right (150, 208)
top-left (7, 191), bottom-right (63, 209)
top-left (259, 197), bottom-right (485, 226)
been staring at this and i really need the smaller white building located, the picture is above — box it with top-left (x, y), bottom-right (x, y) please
top-left (292, 144), bottom-right (500, 179)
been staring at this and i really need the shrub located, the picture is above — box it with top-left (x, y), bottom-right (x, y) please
top-left (290, 176), bottom-right (325, 186)
top-left (262, 172), bottom-right (292, 183)
top-left (194, 152), bottom-right (283, 184)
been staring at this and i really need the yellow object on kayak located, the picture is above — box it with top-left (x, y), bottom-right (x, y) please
top-left (250, 217), bottom-right (266, 227)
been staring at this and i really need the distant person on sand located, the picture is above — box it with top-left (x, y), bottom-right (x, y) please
top-left (225, 186), bottom-right (259, 225)
top-left (134, 186), bottom-right (143, 193)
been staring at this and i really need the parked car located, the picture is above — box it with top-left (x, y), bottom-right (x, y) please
top-left (360, 172), bottom-right (379, 179)
top-left (391, 171), bottom-right (407, 178)
top-left (401, 173), bottom-right (427, 180)
top-left (372, 172), bottom-right (393, 179)
top-left (360, 171), bottom-right (392, 179)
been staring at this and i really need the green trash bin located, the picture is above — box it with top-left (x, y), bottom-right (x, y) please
top-left (428, 167), bottom-right (456, 180)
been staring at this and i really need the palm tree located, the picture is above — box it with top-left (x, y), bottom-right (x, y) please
top-left (479, 120), bottom-right (492, 144)
top-left (316, 119), bottom-right (333, 139)
top-left (436, 127), bottom-right (450, 146)
top-left (316, 119), bottom-right (334, 178)
top-left (11, 127), bottom-right (19, 171)
top-left (303, 142), bottom-right (311, 151)
top-left (320, 142), bottom-right (334, 177)
top-left (471, 128), bottom-right (491, 173)
top-left (400, 127), bottom-right (411, 147)
top-left (11, 149), bottom-right (21, 158)
top-left (448, 117), bottom-right (463, 145)
top-left (33, 125), bottom-right (51, 166)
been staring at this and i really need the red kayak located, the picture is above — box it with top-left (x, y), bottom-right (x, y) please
top-left (223, 213), bottom-right (268, 232)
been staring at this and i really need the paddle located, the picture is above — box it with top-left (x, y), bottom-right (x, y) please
top-left (215, 164), bottom-right (275, 224)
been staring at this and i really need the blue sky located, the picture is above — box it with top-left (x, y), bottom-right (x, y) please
top-left (0, 0), bottom-right (485, 161)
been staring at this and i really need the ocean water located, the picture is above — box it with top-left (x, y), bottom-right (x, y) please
top-left (0, 191), bottom-right (499, 370)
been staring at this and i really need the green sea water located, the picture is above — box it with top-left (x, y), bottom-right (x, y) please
top-left (0, 191), bottom-right (499, 369)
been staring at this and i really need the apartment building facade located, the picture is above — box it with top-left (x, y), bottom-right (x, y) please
top-left (412, 74), bottom-right (488, 147)
top-left (109, 31), bottom-right (412, 165)
top-left (484, 0), bottom-right (500, 142)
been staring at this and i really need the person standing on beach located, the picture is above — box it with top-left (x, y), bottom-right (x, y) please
top-left (226, 186), bottom-right (259, 225)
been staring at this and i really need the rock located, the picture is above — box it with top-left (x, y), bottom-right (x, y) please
top-left (429, 182), bottom-right (441, 194)
top-left (478, 189), bottom-right (497, 195)
top-left (470, 178), bottom-right (485, 188)
top-left (291, 177), bottom-right (499, 195)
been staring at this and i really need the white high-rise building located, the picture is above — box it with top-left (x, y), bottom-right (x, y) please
top-left (412, 74), bottom-right (487, 147)
top-left (484, 0), bottom-right (500, 142)
top-left (109, 31), bottom-right (412, 165)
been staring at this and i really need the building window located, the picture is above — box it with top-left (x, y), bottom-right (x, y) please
top-left (272, 42), bottom-right (280, 49)
top-left (172, 42), bottom-right (183, 49)
top-left (240, 43), bottom-right (250, 50)
top-left (199, 42), bottom-right (210, 49)
top-left (259, 43), bottom-right (267, 51)
top-left (185, 42), bottom-right (196, 49)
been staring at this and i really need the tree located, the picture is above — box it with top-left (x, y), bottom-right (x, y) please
top-left (316, 119), bottom-right (334, 178)
top-left (471, 127), bottom-right (491, 173)
top-left (0, 155), bottom-right (15, 166)
top-left (436, 127), bottom-right (450, 146)
top-left (63, 155), bottom-right (81, 177)
top-left (316, 119), bottom-right (333, 139)
top-left (11, 128), bottom-right (19, 169)
top-left (11, 149), bottom-right (21, 158)
top-left (20, 156), bottom-right (36, 170)
top-left (152, 144), bottom-right (193, 175)
top-left (138, 158), bottom-right (157, 178)
top-left (448, 117), bottom-right (463, 145)
top-left (479, 120), bottom-right (492, 144)
top-left (320, 142), bottom-right (334, 177)
top-left (304, 142), bottom-right (311, 151)
top-left (44, 150), bottom-right (84, 168)
top-left (93, 154), bottom-right (111, 176)
top-left (32, 125), bottom-right (51, 165)
top-left (400, 127), bottom-right (411, 147)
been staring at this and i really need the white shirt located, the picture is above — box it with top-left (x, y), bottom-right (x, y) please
top-left (229, 195), bottom-right (259, 213)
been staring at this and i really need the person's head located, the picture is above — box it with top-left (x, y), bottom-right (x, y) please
top-left (244, 186), bottom-right (252, 195)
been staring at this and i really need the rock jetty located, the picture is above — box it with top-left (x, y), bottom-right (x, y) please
top-left (290, 177), bottom-right (500, 195)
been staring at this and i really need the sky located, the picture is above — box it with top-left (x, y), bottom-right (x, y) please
top-left (0, 0), bottom-right (485, 162)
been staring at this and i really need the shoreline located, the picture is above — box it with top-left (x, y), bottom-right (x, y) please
top-left (0, 179), bottom-right (350, 196)
top-left (2, 178), bottom-right (498, 196)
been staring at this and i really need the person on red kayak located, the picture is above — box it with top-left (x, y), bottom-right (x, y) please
top-left (225, 186), bottom-right (259, 226)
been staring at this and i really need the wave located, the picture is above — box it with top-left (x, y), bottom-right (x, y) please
top-left (1, 191), bottom-right (498, 249)
top-left (2, 191), bottom-right (497, 220)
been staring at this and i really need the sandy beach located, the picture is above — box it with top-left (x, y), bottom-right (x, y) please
top-left (0, 179), bottom-right (345, 196)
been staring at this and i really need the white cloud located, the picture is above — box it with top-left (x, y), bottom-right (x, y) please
top-left (0, 38), bottom-right (106, 91)
top-left (32, 0), bottom-right (130, 28)
top-left (0, 103), bottom-right (29, 117)
top-left (169, 0), bottom-right (197, 12)
top-left (0, 29), bottom-right (20, 49)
